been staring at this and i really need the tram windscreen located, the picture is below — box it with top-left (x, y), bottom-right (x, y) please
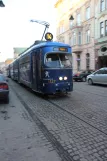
top-left (45, 53), bottom-right (72, 68)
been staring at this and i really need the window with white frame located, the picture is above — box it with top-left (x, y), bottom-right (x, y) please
top-left (106, 0), bottom-right (107, 8)
top-left (100, 0), bottom-right (105, 11)
top-left (60, 25), bottom-right (64, 34)
top-left (73, 32), bottom-right (76, 45)
top-left (105, 20), bottom-right (107, 36)
top-left (70, 36), bottom-right (73, 46)
top-left (86, 30), bottom-right (90, 43)
top-left (100, 22), bottom-right (104, 37)
top-left (77, 13), bottom-right (81, 26)
top-left (78, 32), bottom-right (82, 45)
top-left (86, 7), bottom-right (90, 20)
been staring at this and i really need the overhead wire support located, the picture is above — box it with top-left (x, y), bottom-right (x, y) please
top-left (30, 19), bottom-right (50, 40)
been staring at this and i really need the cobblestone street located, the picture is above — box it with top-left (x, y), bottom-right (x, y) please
top-left (1, 80), bottom-right (107, 161)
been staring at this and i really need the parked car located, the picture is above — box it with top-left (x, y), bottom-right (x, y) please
top-left (87, 67), bottom-right (107, 85)
top-left (0, 74), bottom-right (9, 103)
top-left (0, 70), bottom-right (3, 74)
top-left (73, 70), bottom-right (94, 82)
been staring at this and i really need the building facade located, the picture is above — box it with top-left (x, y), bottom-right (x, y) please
top-left (5, 58), bottom-right (13, 66)
top-left (55, 0), bottom-right (96, 73)
top-left (95, 0), bottom-right (107, 69)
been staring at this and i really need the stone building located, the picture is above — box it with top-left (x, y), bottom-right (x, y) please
top-left (5, 58), bottom-right (13, 66)
top-left (95, 0), bottom-right (107, 69)
top-left (55, 0), bottom-right (97, 73)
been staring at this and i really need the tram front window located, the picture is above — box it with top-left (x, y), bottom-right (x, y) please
top-left (45, 53), bottom-right (72, 68)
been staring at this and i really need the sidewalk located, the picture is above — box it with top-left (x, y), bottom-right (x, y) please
top-left (0, 89), bottom-right (61, 161)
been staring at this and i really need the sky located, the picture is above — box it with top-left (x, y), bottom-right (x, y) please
top-left (0, 0), bottom-right (57, 62)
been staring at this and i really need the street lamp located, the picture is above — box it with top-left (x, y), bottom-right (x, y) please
top-left (30, 19), bottom-right (50, 40)
top-left (0, 0), bottom-right (5, 7)
top-left (69, 15), bottom-right (74, 21)
top-left (69, 15), bottom-right (74, 27)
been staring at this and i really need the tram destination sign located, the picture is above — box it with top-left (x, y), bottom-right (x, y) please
top-left (53, 47), bottom-right (68, 52)
top-left (59, 47), bottom-right (68, 52)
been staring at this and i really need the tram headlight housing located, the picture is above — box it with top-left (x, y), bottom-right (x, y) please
top-left (59, 77), bottom-right (63, 81)
top-left (64, 76), bottom-right (67, 80)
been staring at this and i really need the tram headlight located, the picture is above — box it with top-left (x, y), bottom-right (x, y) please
top-left (59, 77), bottom-right (63, 81)
top-left (64, 76), bottom-right (67, 80)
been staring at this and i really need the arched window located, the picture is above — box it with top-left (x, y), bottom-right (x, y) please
top-left (77, 54), bottom-right (81, 71)
top-left (86, 53), bottom-right (90, 70)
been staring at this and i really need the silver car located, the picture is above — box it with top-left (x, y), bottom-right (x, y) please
top-left (87, 68), bottom-right (107, 85)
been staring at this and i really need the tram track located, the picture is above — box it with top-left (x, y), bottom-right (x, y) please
top-left (44, 97), bottom-right (107, 136)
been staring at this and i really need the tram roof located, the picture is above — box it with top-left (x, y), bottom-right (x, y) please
top-left (36, 41), bottom-right (71, 47)
top-left (19, 41), bottom-right (71, 57)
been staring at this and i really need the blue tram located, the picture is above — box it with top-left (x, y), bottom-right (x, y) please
top-left (7, 64), bottom-right (11, 77)
top-left (9, 33), bottom-right (73, 94)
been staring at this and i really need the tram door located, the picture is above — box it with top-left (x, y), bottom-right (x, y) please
top-left (32, 50), bottom-right (42, 92)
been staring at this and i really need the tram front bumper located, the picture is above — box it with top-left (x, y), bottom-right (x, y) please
top-left (55, 82), bottom-right (73, 93)
top-left (42, 82), bottom-right (73, 94)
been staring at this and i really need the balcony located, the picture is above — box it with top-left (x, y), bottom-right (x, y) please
top-left (96, 35), bottom-right (107, 45)
top-left (98, 10), bottom-right (107, 19)
top-left (72, 45), bottom-right (83, 53)
top-left (70, 22), bottom-right (83, 30)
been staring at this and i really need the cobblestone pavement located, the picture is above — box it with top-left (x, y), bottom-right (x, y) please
top-left (48, 83), bottom-right (107, 135)
top-left (10, 80), bottom-right (107, 161)
top-left (0, 88), bottom-right (61, 161)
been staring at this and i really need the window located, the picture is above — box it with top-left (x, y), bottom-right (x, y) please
top-left (86, 30), bottom-right (90, 43)
top-left (106, 0), bottom-right (107, 8)
top-left (78, 32), bottom-right (82, 45)
top-left (104, 70), bottom-right (107, 74)
top-left (77, 54), bottom-right (81, 71)
top-left (70, 37), bottom-right (73, 46)
top-left (73, 32), bottom-right (76, 45)
top-left (95, 70), bottom-right (105, 74)
top-left (0, 75), bottom-right (6, 81)
top-left (77, 13), bottom-right (81, 26)
top-left (105, 20), bottom-right (107, 36)
top-left (60, 25), bottom-right (64, 34)
top-left (45, 53), bottom-right (72, 68)
top-left (86, 53), bottom-right (90, 70)
top-left (86, 7), bottom-right (90, 20)
top-left (100, 22), bottom-right (104, 37)
top-left (101, 0), bottom-right (105, 11)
